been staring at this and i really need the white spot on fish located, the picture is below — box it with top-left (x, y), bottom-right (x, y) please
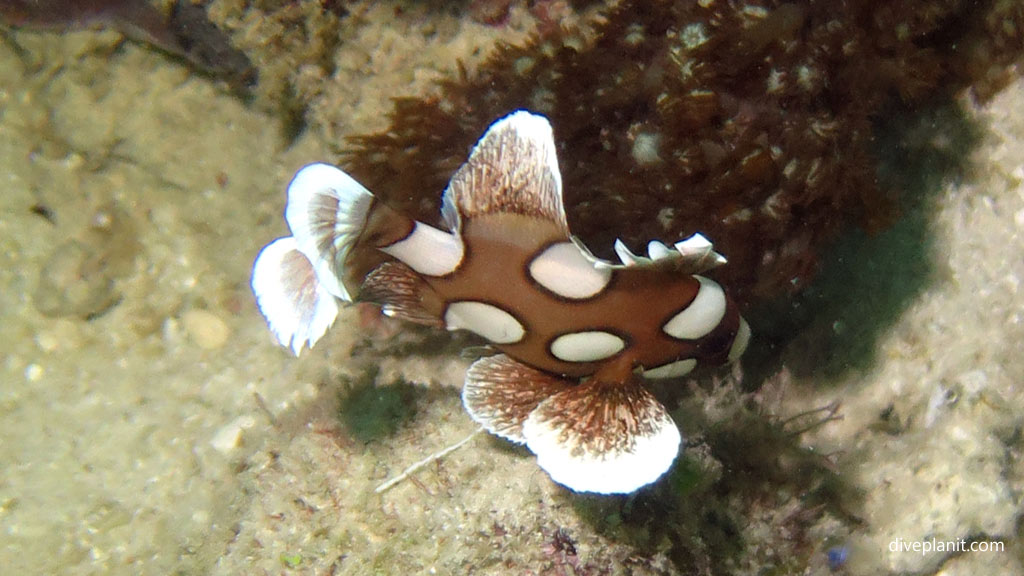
top-left (381, 222), bottom-right (465, 277)
top-left (728, 316), bottom-right (751, 362)
top-left (549, 331), bottom-right (625, 362)
top-left (642, 358), bottom-right (697, 379)
top-left (662, 276), bottom-right (726, 340)
top-left (528, 242), bottom-right (611, 299)
top-left (444, 301), bottom-right (525, 344)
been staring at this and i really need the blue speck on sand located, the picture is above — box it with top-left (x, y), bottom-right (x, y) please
top-left (827, 545), bottom-right (849, 570)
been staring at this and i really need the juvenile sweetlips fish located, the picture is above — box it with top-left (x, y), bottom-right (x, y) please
top-left (251, 110), bottom-right (750, 494)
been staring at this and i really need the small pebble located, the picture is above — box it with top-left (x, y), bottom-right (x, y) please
top-left (24, 363), bottom-right (44, 382)
top-left (182, 309), bottom-right (231, 350)
top-left (35, 319), bottom-right (82, 353)
top-left (210, 415), bottom-right (256, 454)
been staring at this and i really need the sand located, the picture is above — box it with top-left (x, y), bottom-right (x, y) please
top-left (1, 4), bottom-right (1022, 575)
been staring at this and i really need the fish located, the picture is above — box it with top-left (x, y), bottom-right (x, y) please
top-left (251, 110), bottom-right (750, 494)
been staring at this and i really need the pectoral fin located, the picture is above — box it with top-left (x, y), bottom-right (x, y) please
top-left (359, 261), bottom-right (444, 327)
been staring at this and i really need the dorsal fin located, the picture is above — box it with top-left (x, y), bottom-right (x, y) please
top-left (441, 111), bottom-right (569, 237)
top-left (611, 233), bottom-right (728, 274)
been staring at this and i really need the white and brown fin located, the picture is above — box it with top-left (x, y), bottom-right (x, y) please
top-left (441, 110), bottom-right (569, 236)
top-left (284, 162), bottom-right (376, 302)
top-left (462, 354), bottom-right (572, 442)
top-left (359, 261), bottom-right (445, 327)
top-left (521, 374), bottom-right (681, 494)
top-left (251, 236), bottom-right (339, 355)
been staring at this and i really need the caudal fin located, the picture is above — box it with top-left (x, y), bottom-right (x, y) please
top-left (251, 236), bottom-right (339, 355)
top-left (285, 163), bottom-right (375, 302)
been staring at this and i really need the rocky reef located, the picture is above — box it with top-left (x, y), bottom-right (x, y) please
top-left (8, 0), bottom-right (1021, 303)
top-left (0, 0), bottom-right (255, 92)
top-left (335, 0), bottom-right (1024, 304)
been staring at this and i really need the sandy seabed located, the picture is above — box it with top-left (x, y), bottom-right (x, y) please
top-left (1, 6), bottom-right (1023, 575)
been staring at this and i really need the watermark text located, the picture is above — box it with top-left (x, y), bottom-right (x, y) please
top-left (889, 538), bottom-right (1004, 555)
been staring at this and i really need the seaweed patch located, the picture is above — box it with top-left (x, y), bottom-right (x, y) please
top-left (338, 0), bottom-right (1024, 304)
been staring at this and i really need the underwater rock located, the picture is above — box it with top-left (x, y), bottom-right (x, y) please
top-left (0, 0), bottom-right (183, 53)
top-left (339, 0), bottom-right (1024, 304)
top-left (165, 0), bottom-right (256, 93)
top-left (203, 0), bottom-right (347, 131)
top-left (469, 0), bottom-right (515, 26)
top-left (0, 0), bottom-right (255, 93)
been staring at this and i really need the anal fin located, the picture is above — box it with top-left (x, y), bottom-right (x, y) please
top-left (359, 261), bottom-right (444, 327)
top-left (463, 354), bottom-right (573, 443)
top-left (522, 375), bottom-right (681, 494)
